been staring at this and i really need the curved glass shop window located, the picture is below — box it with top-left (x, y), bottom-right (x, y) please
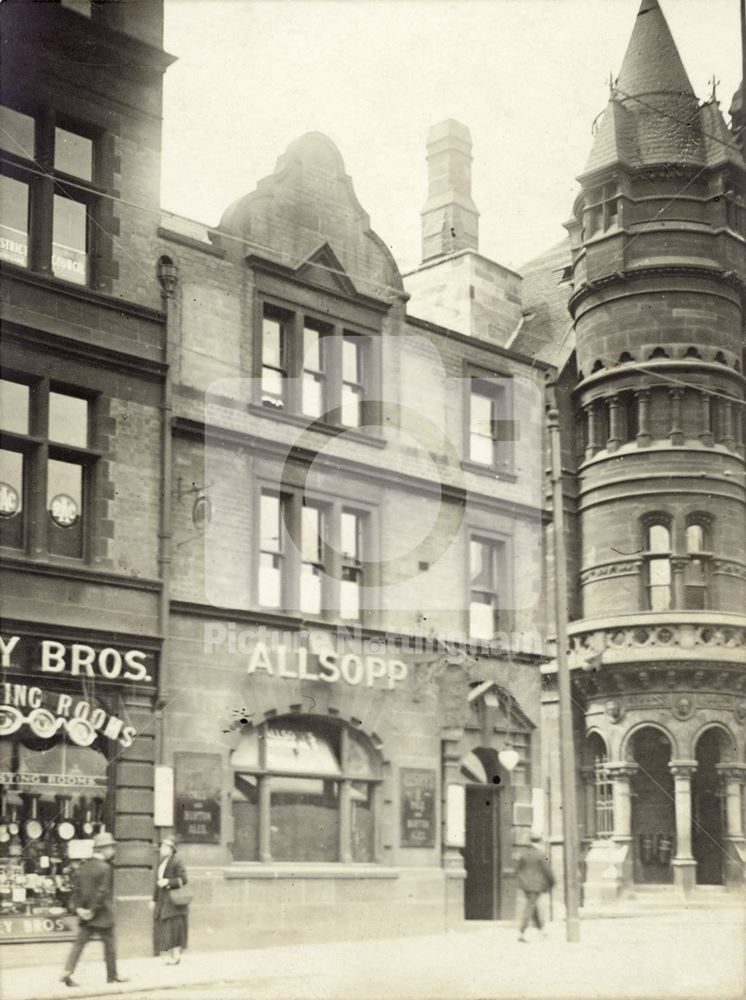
top-left (231, 717), bottom-right (381, 864)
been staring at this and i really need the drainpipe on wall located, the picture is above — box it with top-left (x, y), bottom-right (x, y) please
top-left (156, 256), bottom-right (178, 765)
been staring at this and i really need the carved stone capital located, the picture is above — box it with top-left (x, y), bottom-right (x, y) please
top-left (605, 762), bottom-right (639, 780)
top-left (715, 763), bottom-right (746, 785)
top-left (669, 759), bottom-right (698, 779)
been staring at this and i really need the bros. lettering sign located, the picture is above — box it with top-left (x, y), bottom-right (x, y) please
top-left (0, 634), bottom-right (157, 688)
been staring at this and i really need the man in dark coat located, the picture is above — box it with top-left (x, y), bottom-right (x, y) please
top-left (515, 833), bottom-right (555, 942)
top-left (60, 831), bottom-right (129, 987)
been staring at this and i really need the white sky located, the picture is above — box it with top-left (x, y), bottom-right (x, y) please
top-left (162, 0), bottom-right (741, 272)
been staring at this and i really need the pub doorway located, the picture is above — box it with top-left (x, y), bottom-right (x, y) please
top-left (461, 747), bottom-right (510, 920)
top-left (630, 727), bottom-right (675, 884)
top-left (692, 728), bottom-right (725, 885)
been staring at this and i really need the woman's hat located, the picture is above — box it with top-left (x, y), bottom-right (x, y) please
top-left (160, 837), bottom-right (177, 850)
top-left (93, 831), bottom-right (116, 849)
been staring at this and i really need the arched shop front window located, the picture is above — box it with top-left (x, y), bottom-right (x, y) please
top-left (231, 717), bottom-right (382, 864)
top-left (0, 734), bottom-right (111, 924)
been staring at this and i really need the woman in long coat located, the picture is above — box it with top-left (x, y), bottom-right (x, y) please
top-left (151, 838), bottom-right (188, 964)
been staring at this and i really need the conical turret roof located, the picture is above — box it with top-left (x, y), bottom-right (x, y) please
top-left (581, 0), bottom-right (724, 176)
top-left (615, 0), bottom-right (694, 100)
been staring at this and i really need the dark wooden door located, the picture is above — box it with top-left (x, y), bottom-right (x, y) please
top-left (464, 784), bottom-right (500, 919)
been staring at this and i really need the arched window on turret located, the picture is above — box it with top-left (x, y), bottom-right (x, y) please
top-left (684, 518), bottom-right (711, 610)
top-left (643, 519), bottom-right (672, 611)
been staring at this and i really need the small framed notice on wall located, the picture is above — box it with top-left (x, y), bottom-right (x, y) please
top-left (174, 752), bottom-right (221, 843)
top-left (400, 767), bottom-right (437, 848)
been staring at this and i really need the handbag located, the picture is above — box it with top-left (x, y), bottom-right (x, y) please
top-left (169, 885), bottom-right (193, 908)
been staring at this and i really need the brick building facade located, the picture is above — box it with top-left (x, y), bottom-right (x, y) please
top-left (0, 0), bottom-right (174, 955)
top-left (0, 0), bottom-right (550, 961)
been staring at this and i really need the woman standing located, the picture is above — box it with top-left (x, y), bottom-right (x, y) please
top-left (150, 838), bottom-right (188, 964)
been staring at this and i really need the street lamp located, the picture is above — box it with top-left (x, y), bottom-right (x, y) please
top-left (547, 403), bottom-right (581, 943)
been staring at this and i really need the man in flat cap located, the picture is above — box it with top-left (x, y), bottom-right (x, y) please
top-left (61, 831), bottom-right (129, 987)
top-left (516, 833), bottom-right (555, 942)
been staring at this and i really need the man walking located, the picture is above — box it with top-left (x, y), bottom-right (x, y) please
top-left (516, 833), bottom-right (555, 942)
top-left (61, 831), bottom-right (129, 987)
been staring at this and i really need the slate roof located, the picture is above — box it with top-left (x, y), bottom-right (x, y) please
top-left (582, 0), bottom-right (744, 177)
top-left (511, 238), bottom-right (573, 368)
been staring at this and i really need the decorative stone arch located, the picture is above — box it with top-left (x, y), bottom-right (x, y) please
top-left (620, 720), bottom-right (679, 761)
top-left (583, 728), bottom-right (609, 764)
top-left (691, 720), bottom-right (738, 764)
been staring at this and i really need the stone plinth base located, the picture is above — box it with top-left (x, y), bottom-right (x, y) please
top-left (672, 859), bottom-right (697, 895)
top-left (582, 840), bottom-right (633, 906)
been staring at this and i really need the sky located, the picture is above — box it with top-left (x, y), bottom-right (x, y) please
top-left (161, 0), bottom-right (742, 273)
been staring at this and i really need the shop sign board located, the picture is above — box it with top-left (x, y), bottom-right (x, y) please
top-left (1, 680), bottom-right (137, 749)
top-left (400, 768), bottom-right (437, 848)
top-left (174, 753), bottom-right (221, 844)
top-left (244, 641), bottom-right (408, 690)
top-left (0, 914), bottom-right (77, 940)
top-left (0, 770), bottom-right (107, 789)
top-left (0, 633), bottom-right (158, 688)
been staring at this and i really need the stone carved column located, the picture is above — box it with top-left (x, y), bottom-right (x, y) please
top-left (698, 391), bottom-right (714, 447)
top-left (606, 763), bottom-right (638, 843)
top-left (607, 395), bottom-right (622, 451)
top-left (670, 556), bottom-right (688, 611)
top-left (585, 402), bottom-right (601, 459)
top-left (734, 400), bottom-right (744, 458)
top-left (669, 389), bottom-right (684, 446)
top-left (669, 760), bottom-right (698, 894)
top-left (720, 400), bottom-right (735, 451)
top-left (716, 764), bottom-right (746, 840)
top-left (635, 389), bottom-right (651, 447)
top-left (715, 764), bottom-right (746, 886)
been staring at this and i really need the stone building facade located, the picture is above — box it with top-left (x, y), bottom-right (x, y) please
top-left (154, 126), bottom-right (549, 948)
top-left (517, 0), bottom-right (746, 903)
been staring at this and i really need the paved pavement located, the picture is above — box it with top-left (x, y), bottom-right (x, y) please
top-left (1, 908), bottom-right (744, 1000)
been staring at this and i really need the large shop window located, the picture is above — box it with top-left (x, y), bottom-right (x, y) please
top-left (0, 733), bottom-right (111, 926)
top-left (0, 103), bottom-right (98, 286)
top-left (257, 304), bottom-right (376, 429)
top-left (0, 376), bottom-right (98, 558)
top-left (231, 717), bottom-right (381, 864)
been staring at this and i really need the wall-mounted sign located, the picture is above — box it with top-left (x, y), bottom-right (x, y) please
top-left (0, 634), bottom-right (157, 688)
top-left (1, 681), bottom-right (136, 748)
top-left (245, 641), bottom-right (407, 690)
top-left (0, 914), bottom-right (76, 941)
top-left (400, 768), bottom-right (437, 848)
top-left (174, 753), bottom-right (221, 844)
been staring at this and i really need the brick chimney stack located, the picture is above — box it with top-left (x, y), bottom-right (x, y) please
top-left (420, 119), bottom-right (479, 262)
